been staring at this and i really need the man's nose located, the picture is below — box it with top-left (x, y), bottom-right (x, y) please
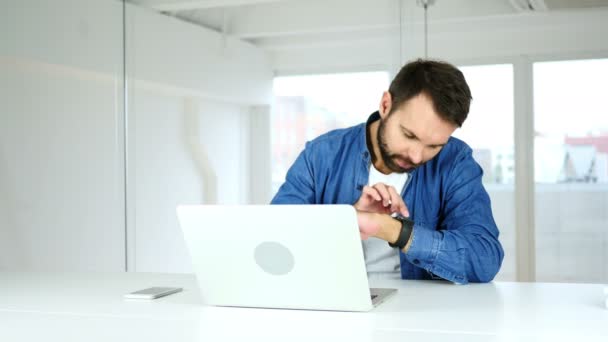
top-left (409, 144), bottom-right (423, 165)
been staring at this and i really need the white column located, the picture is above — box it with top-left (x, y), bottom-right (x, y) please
top-left (514, 57), bottom-right (536, 282)
top-left (248, 105), bottom-right (272, 204)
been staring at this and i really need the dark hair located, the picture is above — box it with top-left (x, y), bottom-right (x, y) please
top-left (388, 59), bottom-right (472, 127)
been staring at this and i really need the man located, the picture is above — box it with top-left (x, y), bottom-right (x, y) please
top-left (271, 59), bottom-right (504, 284)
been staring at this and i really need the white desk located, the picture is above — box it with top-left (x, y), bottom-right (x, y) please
top-left (1, 272), bottom-right (606, 341)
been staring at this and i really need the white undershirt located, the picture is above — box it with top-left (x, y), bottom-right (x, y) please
top-left (363, 164), bottom-right (409, 276)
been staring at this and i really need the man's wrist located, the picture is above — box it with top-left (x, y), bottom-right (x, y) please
top-left (374, 213), bottom-right (401, 244)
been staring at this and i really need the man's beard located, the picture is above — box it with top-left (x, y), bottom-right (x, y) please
top-left (377, 117), bottom-right (419, 173)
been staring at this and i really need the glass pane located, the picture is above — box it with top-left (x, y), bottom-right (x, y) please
top-left (534, 59), bottom-right (608, 283)
top-left (454, 64), bottom-right (515, 281)
top-left (0, 0), bottom-right (125, 271)
top-left (126, 4), bottom-right (274, 272)
top-left (271, 72), bottom-right (390, 194)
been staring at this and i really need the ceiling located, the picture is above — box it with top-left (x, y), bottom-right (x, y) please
top-left (126, 0), bottom-right (608, 59)
top-left (126, 0), bottom-right (608, 73)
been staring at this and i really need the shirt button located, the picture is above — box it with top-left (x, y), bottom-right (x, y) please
top-left (356, 185), bottom-right (363, 191)
top-left (363, 151), bottom-right (369, 158)
top-left (413, 259), bottom-right (420, 265)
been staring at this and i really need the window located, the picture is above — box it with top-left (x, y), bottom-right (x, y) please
top-left (453, 64), bottom-right (516, 281)
top-left (271, 72), bottom-right (390, 194)
top-left (533, 58), bottom-right (608, 283)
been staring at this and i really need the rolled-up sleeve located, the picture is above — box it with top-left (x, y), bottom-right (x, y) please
top-left (404, 149), bottom-right (504, 284)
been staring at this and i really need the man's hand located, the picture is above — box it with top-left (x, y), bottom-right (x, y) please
top-left (357, 210), bottom-right (400, 243)
top-left (357, 211), bottom-right (381, 240)
top-left (354, 183), bottom-right (409, 217)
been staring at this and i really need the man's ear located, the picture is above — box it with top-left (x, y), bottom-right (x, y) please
top-left (379, 91), bottom-right (392, 119)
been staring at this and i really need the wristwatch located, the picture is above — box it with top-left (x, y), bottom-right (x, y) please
top-left (388, 213), bottom-right (414, 250)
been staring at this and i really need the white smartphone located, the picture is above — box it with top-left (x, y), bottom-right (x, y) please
top-left (124, 287), bottom-right (183, 300)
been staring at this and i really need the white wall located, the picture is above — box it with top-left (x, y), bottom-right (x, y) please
top-left (0, 0), bottom-right (125, 271)
top-left (131, 91), bottom-right (253, 273)
top-left (0, 0), bottom-right (273, 272)
top-left (125, 3), bottom-right (273, 272)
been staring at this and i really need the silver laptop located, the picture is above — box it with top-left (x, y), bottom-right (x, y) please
top-left (176, 204), bottom-right (397, 312)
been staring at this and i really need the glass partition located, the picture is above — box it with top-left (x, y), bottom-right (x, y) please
top-left (0, 0), bottom-right (126, 271)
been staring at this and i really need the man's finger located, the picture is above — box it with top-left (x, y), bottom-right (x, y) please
top-left (388, 186), bottom-right (409, 216)
top-left (372, 183), bottom-right (392, 207)
top-left (362, 186), bottom-right (382, 202)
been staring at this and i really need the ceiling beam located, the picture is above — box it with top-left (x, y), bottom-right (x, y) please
top-left (130, 0), bottom-right (517, 39)
top-left (129, 0), bottom-right (292, 11)
top-left (227, 0), bottom-right (515, 39)
top-left (229, 0), bottom-right (402, 39)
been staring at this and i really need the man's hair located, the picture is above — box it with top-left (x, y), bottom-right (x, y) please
top-left (388, 59), bottom-right (472, 127)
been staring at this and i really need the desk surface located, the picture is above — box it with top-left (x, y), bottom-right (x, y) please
top-left (1, 272), bottom-right (607, 341)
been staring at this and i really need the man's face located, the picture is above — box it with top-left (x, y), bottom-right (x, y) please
top-left (378, 92), bottom-right (458, 173)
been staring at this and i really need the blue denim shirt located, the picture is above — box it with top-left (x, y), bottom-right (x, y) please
top-left (271, 112), bottom-right (504, 284)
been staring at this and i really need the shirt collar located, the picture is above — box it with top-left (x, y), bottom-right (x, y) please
top-left (360, 111), bottom-right (381, 162)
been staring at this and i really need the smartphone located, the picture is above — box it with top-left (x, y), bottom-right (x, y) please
top-left (124, 287), bottom-right (182, 300)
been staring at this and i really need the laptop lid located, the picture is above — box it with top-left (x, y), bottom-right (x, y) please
top-left (177, 204), bottom-right (374, 311)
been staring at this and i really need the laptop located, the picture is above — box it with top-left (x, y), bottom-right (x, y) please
top-left (176, 204), bottom-right (396, 312)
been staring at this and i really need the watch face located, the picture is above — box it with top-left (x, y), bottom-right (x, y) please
top-left (391, 212), bottom-right (410, 222)
top-left (390, 212), bottom-right (406, 220)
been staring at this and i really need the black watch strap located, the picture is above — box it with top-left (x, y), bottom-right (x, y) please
top-left (388, 214), bottom-right (414, 249)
